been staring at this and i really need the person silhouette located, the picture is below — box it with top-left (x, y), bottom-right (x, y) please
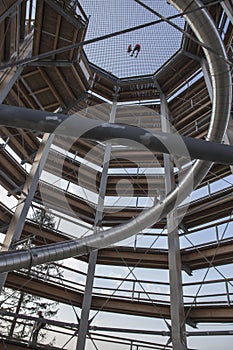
top-left (131, 44), bottom-right (141, 57)
top-left (127, 44), bottom-right (132, 54)
top-left (30, 311), bottom-right (46, 345)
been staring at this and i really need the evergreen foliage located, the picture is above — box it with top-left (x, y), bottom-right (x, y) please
top-left (0, 209), bottom-right (62, 345)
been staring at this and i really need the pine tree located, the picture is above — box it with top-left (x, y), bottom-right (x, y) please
top-left (31, 208), bottom-right (57, 229)
top-left (0, 209), bottom-right (62, 345)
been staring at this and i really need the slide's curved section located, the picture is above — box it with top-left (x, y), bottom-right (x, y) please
top-left (0, 0), bottom-right (231, 273)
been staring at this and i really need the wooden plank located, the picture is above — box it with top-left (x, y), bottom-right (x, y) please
top-left (15, 83), bottom-right (37, 109)
top-left (33, 0), bottom-right (44, 55)
top-left (4, 17), bottom-right (12, 61)
top-left (0, 127), bottom-right (31, 162)
top-left (52, 14), bottom-right (61, 59)
top-left (55, 67), bottom-right (75, 100)
top-left (38, 67), bottom-right (66, 108)
top-left (69, 27), bottom-right (79, 61)
top-left (19, 0), bottom-right (26, 41)
top-left (71, 65), bottom-right (87, 91)
top-left (0, 21), bottom-right (5, 63)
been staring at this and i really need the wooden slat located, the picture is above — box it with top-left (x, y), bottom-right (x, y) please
top-left (32, 0), bottom-right (44, 55)
top-left (38, 67), bottom-right (66, 108)
top-left (52, 14), bottom-right (61, 59)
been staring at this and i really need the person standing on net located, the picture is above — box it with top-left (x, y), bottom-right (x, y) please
top-left (127, 44), bottom-right (132, 54)
top-left (131, 44), bottom-right (141, 57)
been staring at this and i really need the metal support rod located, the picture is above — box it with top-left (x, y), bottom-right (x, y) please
top-left (221, 0), bottom-right (233, 25)
top-left (0, 68), bottom-right (24, 103)
top-left (160, 92), bottom-right (187, 350)
top-left (91, 325), bottom-right (233, 337)
top-left (225, 118), bottom-right (233, 174)
top-left (0, 24), bottom-right (32, 103)
top-left (202, 57), bottom-right (233, 177)
top-left (0, 133), bottom-right (54, 293)
top-left (9, 291), bottom-right (25, 337)
top-left (16, 5), bottom-right (21, 58)
top-left (76, 99), bottom-right (117, 350)
top-left (0, 309), bottom-right (78, 329)
top-left (0, 0), bottom-right (24, 24)
top-left (76, 249), bottom-right (98, 350)
top-left (225, 281), bottom-right (231, 306)
top-left (201, 59), bottom-right (213, 101)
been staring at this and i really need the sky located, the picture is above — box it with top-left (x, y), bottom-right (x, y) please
top-left (79, 0), bottom-right (184, 78)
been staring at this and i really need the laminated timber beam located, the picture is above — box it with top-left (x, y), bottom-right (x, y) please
top-left (32, 0), bottom-right (87, 59)
top-left (183, 186), bottom-right (233, 229)
top-left (0, 127), bottom-right (33, 163)
top-left (0, 146), bottom-right (233, 230)
top-left (5, 271), bottom-right (170, 320)
top-left (38, 68), bottom-right (66, 109)
top-left (0, 130), bottom-right (38, 160)
top-left (54, 67), bottom-right (76, 100)
top-left (0, 129), bottom-right (230, 191)
top-left (0, 338), bottom-right (61, 350)
top-left (33, 1), bottom-right (44, 56)
top-left (5, 271), bottom-right (233, 324)
top-left (82, 241), bottom-right (233, 271)
top-left (0, 1), bottom-right (23, 21)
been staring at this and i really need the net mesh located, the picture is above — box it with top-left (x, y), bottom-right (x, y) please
top-left (79, 0), bottom-right (184, 78)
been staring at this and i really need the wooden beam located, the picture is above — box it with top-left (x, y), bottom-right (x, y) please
top-left (19, 0), bottom-right (26, 41)
top-left (0, 127), bottom-right (31, 162)
top-left (5, 271), bottom-right (233, 323)
top-left (71, 65), bottom-right (88, 91)
top-left (13, 83), bottom-right (37, 109)
top-left (53, 14), bottom-right (61, 59)
top-left (55, 67), bottom-right (75, 100)
top-left (33, 0), bottom-right (44, 55)
top-left (28, 86), bottom-right (50, 95)
top-left (69, 27), bottom-right (79, 61)
top-left (38, 67), bottom-right (66, 108)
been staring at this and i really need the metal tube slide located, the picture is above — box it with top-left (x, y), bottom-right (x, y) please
top-left (0, 0), bottom-right (231, 273)
top-left (0, 104), bottom-right (232, 165)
